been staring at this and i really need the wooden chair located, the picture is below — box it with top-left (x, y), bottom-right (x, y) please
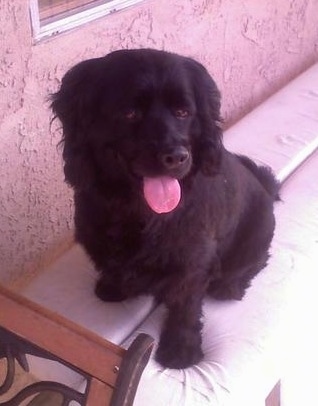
top-left (0, 284), bottom-right (154, 406)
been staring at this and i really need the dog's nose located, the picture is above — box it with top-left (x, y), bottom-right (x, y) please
top-left (161, 147), bottom-right (190, 170)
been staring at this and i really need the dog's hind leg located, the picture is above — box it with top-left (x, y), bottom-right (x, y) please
top-left (207, 252), bottom-right (270, 301)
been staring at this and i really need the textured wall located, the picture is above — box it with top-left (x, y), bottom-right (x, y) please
top-left (0, 0), bottom-right (317, 285)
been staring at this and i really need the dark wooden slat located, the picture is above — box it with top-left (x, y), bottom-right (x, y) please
top-left (86, 377), bottom-right (113, 405)
top-left (266, 380), bottom-right (281, 406)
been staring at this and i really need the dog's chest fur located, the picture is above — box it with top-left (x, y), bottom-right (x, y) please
top-left (75, 168), bottom-right (239, 285)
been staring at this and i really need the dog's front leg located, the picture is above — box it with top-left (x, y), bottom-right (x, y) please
top-left (155, 277), bottom-right (206, 369)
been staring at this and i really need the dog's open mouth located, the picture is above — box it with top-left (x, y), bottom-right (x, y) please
top-left (143, 176), bottom-right (181, 214)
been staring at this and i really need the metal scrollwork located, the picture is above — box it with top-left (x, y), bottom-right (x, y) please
top-left (0, 342), bottom-right (30, 396)
top-left (0, 344), bottom-right (16, 396)
top-left (0, 327), bottom-right (87, 406)
top-left (0, 381), bottom-right (84, 406)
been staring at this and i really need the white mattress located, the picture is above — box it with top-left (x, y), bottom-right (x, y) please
top-left (22, 63), bottom-right (318, 404)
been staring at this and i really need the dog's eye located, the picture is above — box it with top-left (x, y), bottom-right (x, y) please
top-left (123, 109), bottom-right (140, 121)
top-left (174, 108), bottom-right (190, 119)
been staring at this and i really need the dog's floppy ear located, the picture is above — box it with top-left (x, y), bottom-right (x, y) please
top-left (51, 58), bottom-right (103, 189)
top-left (184, 58), bottom-right (223, 176)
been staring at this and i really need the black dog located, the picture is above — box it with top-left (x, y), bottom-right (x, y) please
top-left (52, 49), bottom-right (279, 369)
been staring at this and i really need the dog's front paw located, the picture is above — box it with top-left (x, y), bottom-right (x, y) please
top-left (95, 279), bottom-right (128, 302)
top-left (155, 330), bottom-right (203, 369)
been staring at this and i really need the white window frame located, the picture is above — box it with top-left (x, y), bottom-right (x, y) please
top-left (29, 0), bottom-right (144, 42)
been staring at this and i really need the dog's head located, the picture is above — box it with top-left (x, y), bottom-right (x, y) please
top-left (52, 49), bottom-right (223, 212)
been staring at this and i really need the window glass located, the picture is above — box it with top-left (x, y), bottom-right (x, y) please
top-left (30, 0), bottom-right (144, 41)
top-left (38, 0), bottom-right (102, 22)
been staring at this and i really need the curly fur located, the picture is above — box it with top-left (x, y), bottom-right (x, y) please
top-left (52, 49), bottom-right (279, 369)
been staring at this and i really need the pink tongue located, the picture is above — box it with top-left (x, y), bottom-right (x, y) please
top-left (143, 177), bottom-right (181, 214)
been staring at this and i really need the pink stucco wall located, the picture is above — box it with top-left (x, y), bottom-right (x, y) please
top-left (0, 0), bottom-right (317, 285)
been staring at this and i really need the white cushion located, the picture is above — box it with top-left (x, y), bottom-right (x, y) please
top-left (224, 63), bottom-right (318, 183)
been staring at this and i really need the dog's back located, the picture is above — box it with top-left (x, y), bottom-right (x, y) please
top-left (237, 155), bottom-right (280, 201)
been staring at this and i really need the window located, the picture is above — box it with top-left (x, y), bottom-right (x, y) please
top-left (30, 0), bottom-right (144, 41)
top-left (38, 1), bottom-right (98, 21)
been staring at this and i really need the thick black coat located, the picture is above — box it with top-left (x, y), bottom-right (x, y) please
top-left (52, 49), bottom-right (279, 369)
